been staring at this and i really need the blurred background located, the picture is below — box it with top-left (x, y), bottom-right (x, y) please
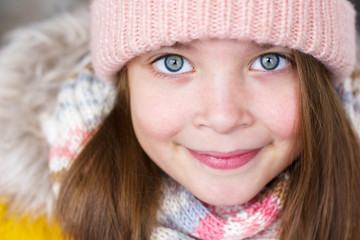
top-left (0, 0), bottom-right (88, 39)
top-left (0, 0), bottom-right (359, 40)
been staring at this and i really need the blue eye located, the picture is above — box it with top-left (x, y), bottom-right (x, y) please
top-left (250, 53), bottom-right (289, 71)
top-left (154, 54), bottom-right (193, 74)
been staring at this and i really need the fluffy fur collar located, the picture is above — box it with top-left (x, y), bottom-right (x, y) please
top-left (0, 7), bottom-right (90, 217)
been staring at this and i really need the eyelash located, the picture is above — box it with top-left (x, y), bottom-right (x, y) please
top-left (150, 52), bottom-right (294, 78)
top-left (249, 53), bottom-right (293, 72)
top-left (152, 54), bottom-right (194, 75)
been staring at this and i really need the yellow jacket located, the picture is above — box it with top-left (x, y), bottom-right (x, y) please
top-left (0, 203), bottom-right (64, 240)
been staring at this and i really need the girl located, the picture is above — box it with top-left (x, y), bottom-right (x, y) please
top-left (1, 0), bottom-right (360, 239)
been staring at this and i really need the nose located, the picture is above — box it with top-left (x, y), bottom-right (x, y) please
top-left (193, 76), bottom-right (254, 134)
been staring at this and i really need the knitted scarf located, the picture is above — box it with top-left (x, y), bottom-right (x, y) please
top-left (152, 175), bottom-right (288, 239)
top-left (48, 67), bottom-right (360, 239)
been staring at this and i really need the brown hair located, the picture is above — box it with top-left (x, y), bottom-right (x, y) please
top-left (55, 68), bottom-right (164, 240)
top-left (55, 53), bottom-right (360, 239)
top-left (280, 53), bottom-right (360, 239)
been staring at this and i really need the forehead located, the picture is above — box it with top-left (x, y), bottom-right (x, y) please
top-left (168, 39), bottom-right (276, 52)
top-left (137, 39), bottom-right (292, 62)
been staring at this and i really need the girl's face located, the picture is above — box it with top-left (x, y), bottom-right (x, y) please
top-left (127, 39), bottom-right (301, 206)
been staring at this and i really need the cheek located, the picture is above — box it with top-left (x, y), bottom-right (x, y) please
top-left (254, 85), bottom-right (300, 139)
top-left (130, 88), bottom-right (186, 142)
top-left (267, 99), bottom-right (299, 137)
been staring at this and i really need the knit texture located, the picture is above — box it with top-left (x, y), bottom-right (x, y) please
top-left (91, 0), bottom-right (356, 83)
top-left (48, 66), bottom-right (116, 195)
top-left (151, 175), bottom-right (288, 239)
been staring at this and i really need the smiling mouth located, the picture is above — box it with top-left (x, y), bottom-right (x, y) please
top-left (187, 148), bottom-right (261, 170)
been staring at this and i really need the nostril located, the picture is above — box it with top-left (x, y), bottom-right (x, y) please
top-left (193, 105), bottom-right (253, 134)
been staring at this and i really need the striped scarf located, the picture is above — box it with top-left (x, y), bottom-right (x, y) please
top-left (152, 175), bottom-right (287, 239)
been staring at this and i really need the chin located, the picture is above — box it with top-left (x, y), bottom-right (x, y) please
top-left (195, 190), bottom-right (257, 206)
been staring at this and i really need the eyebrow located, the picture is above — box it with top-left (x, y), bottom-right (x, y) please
top-left (157, 41), bottom-right (287, 59)
top-left (171, 41), bottom-right (278, 52)
top-left (166, 42), bottom-right (194, 51)
top-left (246, 42), bottom-right (278, 52)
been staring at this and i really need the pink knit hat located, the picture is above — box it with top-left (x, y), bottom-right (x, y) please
top-left (90, 0), bottom-right (356, 83)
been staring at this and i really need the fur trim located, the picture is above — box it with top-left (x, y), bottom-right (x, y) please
top-left (0, 7), bottom-right (90, 217)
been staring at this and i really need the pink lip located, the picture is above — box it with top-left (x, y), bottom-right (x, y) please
top-left (187, 148), bottom-right (261, 170)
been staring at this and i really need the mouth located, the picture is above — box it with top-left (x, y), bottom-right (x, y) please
top-left (187, 148), bottom-right (261, 170)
